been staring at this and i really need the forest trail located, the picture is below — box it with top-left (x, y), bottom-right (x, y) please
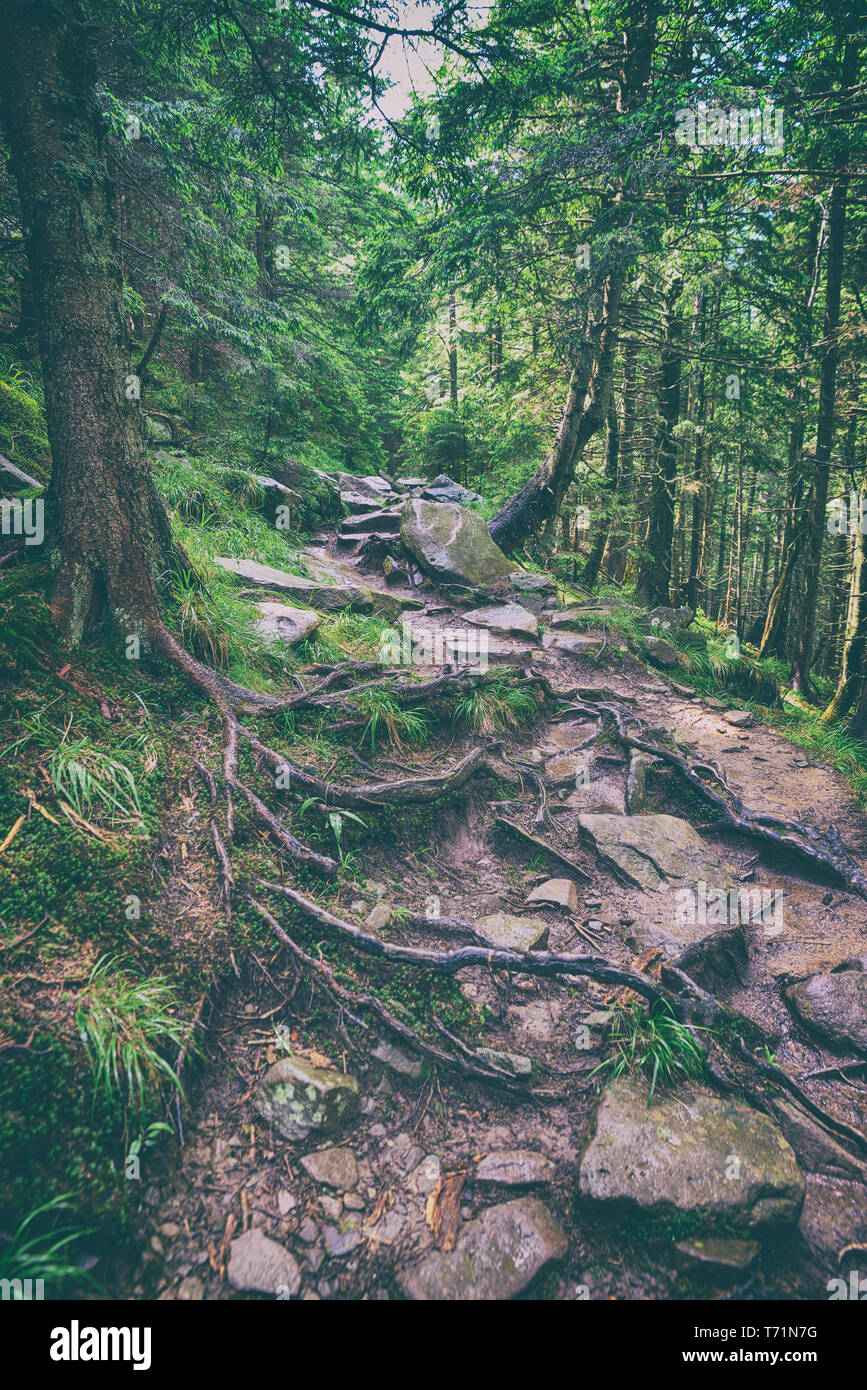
top-left (120, 522), bottom-right (867, 1303)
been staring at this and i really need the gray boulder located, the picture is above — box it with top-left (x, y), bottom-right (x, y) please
top-left (421, 474), bottom-right (481, 505)
top-left (578, 1076), bottom-right (804, 1229)
top-left (577, 813), bottom-right (734, 893)
top-left (786, 961), bottom-right (867, 1054)
top-left (645, 634), bottom-right (680, 666)
top-left (254, 602), bottom-right (320, 646)
top-left (476, 911), bottom-right (549, 952)
top-left (464, 603), bottom-right (539, 638)
top-left (215, 548), bottom-right (420, 618)
top-left (400, 499), bottom-right (514, 588)
top-left (300, 1147), bottom-right (358, 1190)
top-left (541, 632), bottom-right (605, 657)
top-left (474, 1150), bottom-right (556, 1187)
top-left (647, 605), bottom-right (694, 632)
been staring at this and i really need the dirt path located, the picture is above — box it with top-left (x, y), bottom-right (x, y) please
top-left (123, 544), bottom-right (867, 1303)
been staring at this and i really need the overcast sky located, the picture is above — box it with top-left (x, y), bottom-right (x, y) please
top-left (373, 2), bottom-right (492, 121)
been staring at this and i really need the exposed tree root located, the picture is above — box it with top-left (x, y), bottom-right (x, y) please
top-left (249, 898), bottom-right (533, 1092)
top-left (572, 688), bottom-right (867, 899)
top-left (148, 620), bottom-right (867, 1169)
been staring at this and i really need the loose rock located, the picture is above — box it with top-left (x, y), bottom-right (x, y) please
top-left (254, 1056), bottom-right (360, 1142)
top-left (227, 1228), bottom-right (301, 1297)
top-left (398, 1197), bottom-right (567, 1300)
top-left (300, 1147), bottom-right (359, 1190)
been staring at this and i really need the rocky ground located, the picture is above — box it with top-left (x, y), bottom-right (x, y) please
top-left (122, 472), bottom-right (867, 1302)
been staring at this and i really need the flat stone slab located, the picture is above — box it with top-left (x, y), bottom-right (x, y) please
top-left (216, 549), bottom-right (419, 618)
top-left (215, 554), bottom-right (371, 612)
top-left (371, 1039), bottom-right (424, 1081)
top-left (509, 571), bottom-right (557, 598)
top-left (578, 1076), bottom-right (804, 1229)
top-left (400, 498), bottom-right (514, 588)
top-left (475, 1150), bottom-right (556, 1187)
top-left (227, 1228), bottom-right (301, 1296)
top-left (577, 813), bottom-right (734, 893)
top-left (786, 961), bottom-right (867, 1054)
top-left (339, 510), bottom-right (402, 535)
top-left (476, 911), bottom-right (549, 952)
top-left (542, 631), bottom-right (605, 656)
top-left (254, 1056), bottom-right (359, 1142)
top-left (300, 1147), bottom-right (358, 1190)
top-left (547, 609), bottom-right (607, 631)
top-left (474, 1047), bottom-right (533, 1077)
top-left (255, 601), bottom-right (320, 646)
top-left (398, 1197), bottom-right (567, 1300)
top-left (526, 878), bottom-right (579, 912)
top-left (464, 603), bottom-right (539, 638)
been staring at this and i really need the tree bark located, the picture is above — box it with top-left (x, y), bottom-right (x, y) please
top-left (823, 466), bottom-right (867, 721)
top-left (791, 38), bottom-right (858, 693)
top-left (1, 3), bottom-right (177, 646)
top-left (448, 288), bottom-right (458, 404)
top-left (636, 269), bottom-right (683, 606)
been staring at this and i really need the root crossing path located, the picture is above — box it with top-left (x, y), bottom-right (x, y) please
top-left (125, 537), bottom-right (867, 1303)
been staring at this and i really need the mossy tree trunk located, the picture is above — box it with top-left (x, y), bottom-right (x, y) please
top-left (1, 2), bottom-right (177, 648)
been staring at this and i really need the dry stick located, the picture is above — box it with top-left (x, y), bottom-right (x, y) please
top-left (249, 899), bottom-right (530, 1092)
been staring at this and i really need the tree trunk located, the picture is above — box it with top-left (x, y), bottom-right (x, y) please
top-left (448, 289), bottom-right (458, 405)
top-left (636, 269), bottom-right (683, 606)
top-left (488, 274), bottom-right (624, 551)
top-left (758, 206), bottom-right (829, 659)
top-left (823, 468), bottom-right (867, 721)
top-left (606, 335), bottom-right (637, 583)
top-left (791, 38), bottom-right (858, 692)
top-left (583, 401), bottom-right (618, 587)
top-left (488, 0), bottom-right (659, 554)
top-left (1, 3), bottom-right (177, 647)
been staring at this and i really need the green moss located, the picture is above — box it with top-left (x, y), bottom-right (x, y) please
top-left (0, 376), bottom-right (50, 481)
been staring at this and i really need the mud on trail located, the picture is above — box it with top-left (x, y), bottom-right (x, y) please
top-left (121, 535), bottom-right (867, 1304)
